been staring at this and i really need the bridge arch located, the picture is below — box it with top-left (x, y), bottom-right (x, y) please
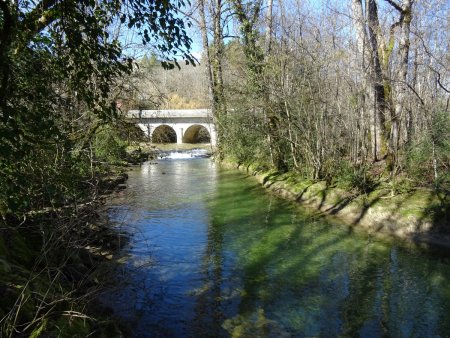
top-left (151, 124), bottom-right (177, 143)
top-left (182, 124), bottom-right (211, 144)
top-left (129, 109), bottom-right (217, 145)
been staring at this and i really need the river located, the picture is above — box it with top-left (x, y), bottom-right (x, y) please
top-left (105, 156), bottom-right (450, 337)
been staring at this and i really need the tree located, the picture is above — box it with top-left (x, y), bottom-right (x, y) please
top-left (215, 0), bottom-right (448, 189)
top-left (199, 0), bottom-right (227, 152)
top-left (0, 1), bottom-right (194, 335)
top-left (387, 0), bottom-right (413, 172)
top-left (352, 0), bottom-right (388, 162)
top-left (231, 0), bottom-right (287, 171)
top-left (0, 0), bottom-right (194, 215)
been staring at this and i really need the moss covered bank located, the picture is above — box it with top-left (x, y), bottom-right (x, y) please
top-left (222, 160), bottom-right (450, 249)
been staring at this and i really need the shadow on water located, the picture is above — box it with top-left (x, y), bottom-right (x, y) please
top-left (199, 168), bottom-right (450, 337)
top-left (191, 218), bottom-right (227, 336)
top-left (106, 161), bottom-right (450, 337)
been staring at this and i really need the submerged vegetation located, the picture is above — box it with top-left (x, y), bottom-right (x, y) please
top-left (107, 160), bottom-right (450, 337)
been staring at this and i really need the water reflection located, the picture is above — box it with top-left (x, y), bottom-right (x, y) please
top-left (106, 159), bottom-right (450, 337)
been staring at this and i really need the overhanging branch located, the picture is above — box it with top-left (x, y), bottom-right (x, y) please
top-left (384, 0), bottom-right (403, 12)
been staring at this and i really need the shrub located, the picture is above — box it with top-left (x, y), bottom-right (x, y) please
top-left (93, 125), bottom-right (127, 164)
top-left (406, 111), bottom-right (450, 191)
top-left (335, 162), bottom-right (377, 194)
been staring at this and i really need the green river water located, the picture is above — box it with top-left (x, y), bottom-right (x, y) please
top-left (106, 157), bottom-right (450, 337)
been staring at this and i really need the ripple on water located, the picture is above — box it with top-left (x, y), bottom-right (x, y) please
top-left (105, 158), bottom-right (450, 338)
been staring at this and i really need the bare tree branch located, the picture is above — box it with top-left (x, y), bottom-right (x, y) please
top-left (384, 0), bottom-right (403, 12)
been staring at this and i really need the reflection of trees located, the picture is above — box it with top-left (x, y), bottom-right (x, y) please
top-left (382, 247), bottom-right (450, 337)
top-left (340, 245), bottom-right (389, 336)
top-left (192, 170), bottom-right (450, 337)
top-left (342, 245), bottom-right (450, 337)
top-left (191, 211), bottom-right (226, 336)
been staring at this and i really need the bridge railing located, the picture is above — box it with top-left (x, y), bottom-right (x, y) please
top-left (127, 109), bottom-right (212, 119)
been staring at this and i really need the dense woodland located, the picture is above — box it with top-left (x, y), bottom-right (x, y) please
top-left (130, 0), bottom-right (450, 192)
top-left (0, 0), bottom-right (449, 336)
top-left (182, 0), bottom-right (450, 193)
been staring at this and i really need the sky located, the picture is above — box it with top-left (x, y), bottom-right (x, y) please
top-left (184, 0), bottom-right (332, 61)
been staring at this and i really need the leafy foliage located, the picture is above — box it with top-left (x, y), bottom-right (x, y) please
top-left (335, 162), bottom-right (377, 194)
top-left (220, 105), bottom-right (270, 166)
top-left (0, 0), bottom-right (193, 335)
top-left (0, 0), bottom-right (193, 216)
top-left (93, 125), bottom-right (127, 164)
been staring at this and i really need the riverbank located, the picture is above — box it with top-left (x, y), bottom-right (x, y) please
top-left (0, 168), bottom-right (129, 337)
top-left (221, 160), bottom-right (450, 249)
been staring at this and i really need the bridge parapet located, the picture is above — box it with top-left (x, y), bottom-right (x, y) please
top-left (128, 109), bottom-right (212, 119)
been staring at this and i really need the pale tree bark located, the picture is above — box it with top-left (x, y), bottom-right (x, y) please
top-left (262, 0), bottom-right (281, 169)
top-left (283, 19), bottom-right (300, 168)
top-left (352, 0), bottom-right (388, 162)
top-left (211, 0), bottom-right (226, 114)
top-left (388, 0), bottom-right (413, 170)
top-left (366, 0), bottom-right (388, 161)
top-left (264, 0), bottom-right (274, 55)
top-left (198, 0), bottom-right (226, 151)
top-left (352, 0), bottom-right (370, 165)
top-left (278, 0), bottom-right (299, 169)
top-left (198, 0), bottom-right (214, 104)
top-left (352, 0), bottom-right (373, 161)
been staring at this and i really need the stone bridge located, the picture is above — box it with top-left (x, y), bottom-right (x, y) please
top-left (127, 109), bottom-right (217, 145)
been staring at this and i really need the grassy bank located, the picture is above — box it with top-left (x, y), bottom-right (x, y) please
top-left (222, 159), bottom-right (450, 248)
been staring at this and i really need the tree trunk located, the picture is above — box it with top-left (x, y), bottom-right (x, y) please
top-left (232, 0), bottom-right (286, 171)
top-left (366, 0), bottom-right (388, 161)
top-left (352, 0), bottom-right (388, 162)
top-left (263, 0), bottom-right (283, 170)
top-left (198, 0), bottom-right (214, 106)
top-left (264, 0), bottom-right (273, 55)
top-left (391, 0), bottom-right (413, 171)
top-left (212, 0), bottom-right (226, 116)
top-left (198, 0), bottom-right (225, 151)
